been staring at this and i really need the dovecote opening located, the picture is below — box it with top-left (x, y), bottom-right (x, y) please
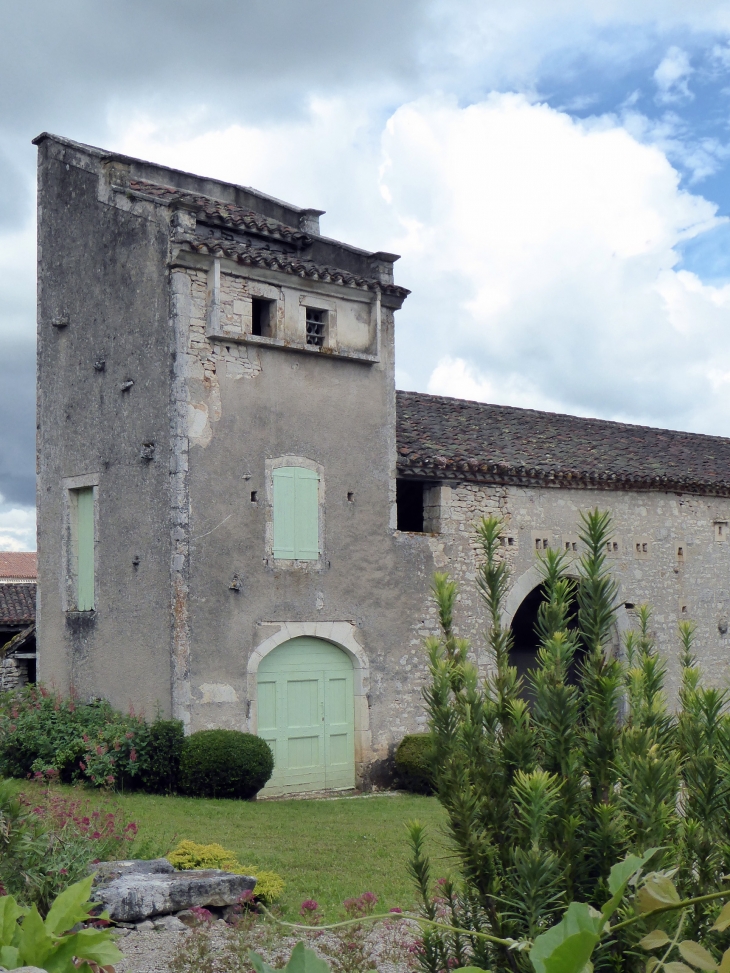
top-left (305, 308), bottom-right (327, 347)
top-left (252, 298), bottom-right (274, 337)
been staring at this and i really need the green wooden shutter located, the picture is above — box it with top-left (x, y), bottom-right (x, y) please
top-left (273, 466), bottom-right (319, 560)
top-left (76, 487), bottom-right (95, 611)
top-left (273, 468), bottom-right (296, 559)
top-left (294, 468), bottom-right (319, 560)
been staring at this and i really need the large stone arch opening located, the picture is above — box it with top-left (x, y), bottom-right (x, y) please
top-left (504, 566), bottom-right (631, 697)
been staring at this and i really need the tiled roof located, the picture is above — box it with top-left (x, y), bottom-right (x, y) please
top-left (178, 234), bottom-right (410, 299)
top-left (0, 584), bottom-right (36, 626)
top-left (127, 180), bottom-right (312, 248)
top-left (396, 391), bottom-right (730, 496)
top-left (0, 552), bottom-right (37, 582)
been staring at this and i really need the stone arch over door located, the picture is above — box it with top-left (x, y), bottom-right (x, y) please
top-left (247, 622), bottom-right (370, 793)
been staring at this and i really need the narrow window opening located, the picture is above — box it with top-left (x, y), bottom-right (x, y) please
top-left (305, 308), bottom-right (326, 347)
top-left (508, 537), bottom-right (515, 546)
top-left (252, 298), bottom-right (273, 337)
top-left (396, 480), bottom-right (424, 532)
top-left (347, 492), bottom-right (354, 502)
top-left (250, 491), bottom-right (258, 503)
top-left (612, 542), bottom-right (618, 552)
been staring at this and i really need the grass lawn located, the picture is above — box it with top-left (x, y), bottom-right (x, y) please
top-left (11, 783), bottom-right (450, 919)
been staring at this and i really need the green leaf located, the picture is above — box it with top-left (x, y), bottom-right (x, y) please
top-left (602, 849), bottom-right (659, 920)
top-left (665, 964), bottom-right (694, 973)
top-left (47, 928), bottom-right (124, 971)
top-left (0, 892), bottom-right (26, 946)
top-left (0, 944), bottom-right (20, 969)
top-left (712, 902), bottom-right (730, 933)
top-left (16, 905), bottom-right (54, 969)
top-left (647, 958), bottom-right (660, 973)
top-left (637, 874), bottom-right (681, 914)
top-left (453, 968), bottom-right (489, 973)
top-left (640, 930), bottom-right (672, 950)
top-left (284, 941), bottom-right (332, 973)
top-left (250, 949), bottom-right (278, 973)
top-left (44, 873), bottom-right (96, 936)
top-left (678, 942), bottom-right (718, 971)
top-left (718, 948), bottom-right (730, 973)
top-left (530, 902), bottom-right (605, 973)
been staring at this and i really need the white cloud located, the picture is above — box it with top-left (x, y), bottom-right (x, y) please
top-left (653, 47), bottom-right (694, 103)
top-left (379, 94), bottom-right (730, 433)
top-left (0, 498), bottom-right (35, 552)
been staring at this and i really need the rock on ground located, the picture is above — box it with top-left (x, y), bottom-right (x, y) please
top-left (95, 861), bottom-right (256, 922)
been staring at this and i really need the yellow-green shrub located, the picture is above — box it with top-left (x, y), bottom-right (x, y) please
top-left (168, 840), bottom-right (284, 903)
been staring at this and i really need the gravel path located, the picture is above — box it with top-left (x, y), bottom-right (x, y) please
top-left (114, 916), bottom-right (422, 973)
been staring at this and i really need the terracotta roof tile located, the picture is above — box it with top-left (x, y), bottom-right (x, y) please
top-left (396, 391), bottom-right (730, 496)
top-left (179, 235), bottom-right (410, 299)
top-left (127, 180), bottom-right (312, 247)
top-left (0, 552), bottom-right (37, 581)
top-left (0, 584), bottom-right (36, 626)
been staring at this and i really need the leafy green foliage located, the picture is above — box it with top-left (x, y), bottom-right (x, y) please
top-left (179, 729), bottom-right (274, 799)
top-left (0, 873), bottom-right (122, 972)
top-left (394, 734), bottom-right (435, 794)
top-left (0, 778), bottom-right (138, 915)
top-left (0, 687), bottom-right (185, 794)
top-left (413, 508), bottom-right (730, 973)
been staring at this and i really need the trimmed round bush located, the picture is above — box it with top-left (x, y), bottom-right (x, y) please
top-left (179, 729), bottom-right (273, 799)
top-left (394, 733), bottom-right (435, 794)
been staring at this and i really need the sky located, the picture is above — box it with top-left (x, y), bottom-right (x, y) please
top-left (2, 0), bottom-right (730, 550)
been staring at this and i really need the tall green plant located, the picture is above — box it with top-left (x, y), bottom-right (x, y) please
top-left (412, 509), bottom-right (730, 973)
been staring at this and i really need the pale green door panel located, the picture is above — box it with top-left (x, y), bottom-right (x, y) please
top-left (272, 468), bottom-right (296, 559)
top-left (258, 637), bottom-right (355, 795)
top-left (76, 487), bottom-right (95, 611)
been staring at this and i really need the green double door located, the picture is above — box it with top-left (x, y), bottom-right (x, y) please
top-left (257, 637), bottom-right (355, 795)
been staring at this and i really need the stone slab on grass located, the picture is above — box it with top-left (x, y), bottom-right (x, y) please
top-left (97, 867), bottom-right (256, 922)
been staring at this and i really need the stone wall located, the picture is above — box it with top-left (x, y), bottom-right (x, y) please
top-left (394, 482), bottom-right (730, 707)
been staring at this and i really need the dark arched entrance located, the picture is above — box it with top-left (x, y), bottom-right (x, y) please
top-left (509, 584), bottom-right (584, 698)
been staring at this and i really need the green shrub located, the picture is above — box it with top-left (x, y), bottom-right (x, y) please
top-left (394, 734), bottom-right (434, 793)
top-left (0, 686), bottom-right (149, 789)
top-left (0, 778), bottom-right (138, 914)
top-left (179, 729), bottom-right (273, 799)
top-left (168, 839), bottom-right (284, 903)
top-left (139, 717), bottom-right (184, 793)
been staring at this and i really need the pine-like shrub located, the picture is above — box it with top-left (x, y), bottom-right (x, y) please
top-left (394, 734), bottom-right (434, 793)
top-left (179, 729), bottom-right (273, 799)
top-left (410, 509), bottom-right (730, 973)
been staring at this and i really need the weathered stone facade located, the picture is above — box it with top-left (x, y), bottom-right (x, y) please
top-left (35, 134), bottom-right (730, 791)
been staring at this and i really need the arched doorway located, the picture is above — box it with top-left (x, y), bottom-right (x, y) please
top-left (509, 584), bottom-right (583, 698)
top-left (257, 637), bottom-right (355, 795)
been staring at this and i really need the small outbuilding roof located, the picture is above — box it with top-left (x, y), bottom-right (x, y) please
top-left (396, 391), bottom-right (730, 496)
top-left (0, 584), bottom-right (37, 627)
top-left (0, 552), bottom-right (37, 583)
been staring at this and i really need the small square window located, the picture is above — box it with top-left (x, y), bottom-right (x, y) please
top-left (305, 308), bottom-right (327, 347)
